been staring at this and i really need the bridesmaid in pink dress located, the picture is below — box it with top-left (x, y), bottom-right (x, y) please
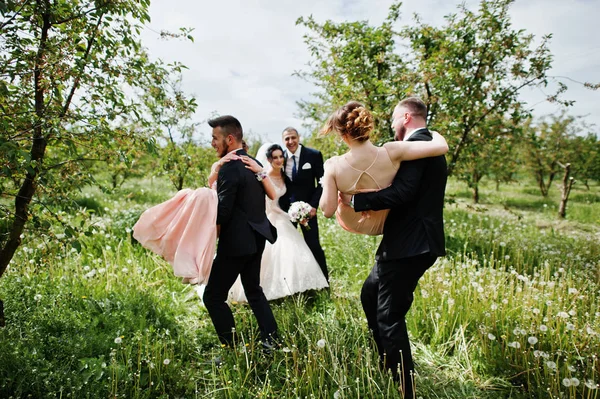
top-left (132, 152), bottom-right (272, 285)
top-left (319, 101), bottom-right (448, 235)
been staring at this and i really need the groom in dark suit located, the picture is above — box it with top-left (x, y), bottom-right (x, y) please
top-left (279, 127), bottom-right (329, 281)
top-left (346, 97), bottom-right (447, 398)
top-left (203, 115), bottom-right (279, 348)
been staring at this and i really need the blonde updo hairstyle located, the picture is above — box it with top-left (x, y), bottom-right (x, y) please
top-left (320, 101), bottom-right (374, 143)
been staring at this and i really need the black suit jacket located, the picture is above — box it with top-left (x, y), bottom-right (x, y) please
top-left (279, 145), bottom-right (324, 212)
top-left (216, 149), bottom-right (277, 257)
top-left (353, 129), bottom-right (447, 261)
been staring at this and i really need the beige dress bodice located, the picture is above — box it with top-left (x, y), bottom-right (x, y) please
top-left (326, 147), bottom-right (399, 236)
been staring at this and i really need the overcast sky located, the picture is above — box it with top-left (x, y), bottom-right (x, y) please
top-left (141, 0), bottom-right (600, 145)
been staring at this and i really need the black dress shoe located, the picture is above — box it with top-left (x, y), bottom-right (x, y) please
top-left (260, 334), bottom-right (281, 354)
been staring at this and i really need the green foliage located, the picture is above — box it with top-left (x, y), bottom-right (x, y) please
top-left (0, 175), bottom-right (598, 398)
top-left (566, 133), bottom-right (600, 188)
top-left (142, 74), bottom-right (216, 190)
top-left (405, 0), bottom-right (558, 175)
top-left (296, 2), bottom-right (407, 144)
top-left (0, 0), bottom-right (191, 276)
top-left (297, 0), bottom-right (562, 185)
top-left (522, 112), bottom-right (579, 197)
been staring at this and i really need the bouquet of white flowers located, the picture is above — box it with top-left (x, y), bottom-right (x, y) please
top-left (288, 201), bottom-right (312, 230)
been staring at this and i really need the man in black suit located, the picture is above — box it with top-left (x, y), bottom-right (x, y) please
top-left (279, 127), bottom-right (329, 281)
top-left (203, 115), bottom-right (278, 348)
top-left (344, 97), bottom-right (447, 398)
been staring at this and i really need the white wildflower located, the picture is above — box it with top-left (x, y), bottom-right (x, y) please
top-left (546, 361), bottom-right (557, 370)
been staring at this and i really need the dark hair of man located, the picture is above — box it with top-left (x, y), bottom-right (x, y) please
top-left (281, 127), bottom-right (298, 136)
top-left (266, 144), bottom-right (284, 160)
top-left (208, 115), bottom-right (243, 142)
top-left (397, 97), bottom-right (428, 121)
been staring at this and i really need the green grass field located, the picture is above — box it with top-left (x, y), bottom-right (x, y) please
top-left (0, 176), bottom-right (598, 398)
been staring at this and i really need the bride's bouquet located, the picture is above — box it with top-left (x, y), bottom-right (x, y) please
top-left (288, 201), bottom-right (312, 230)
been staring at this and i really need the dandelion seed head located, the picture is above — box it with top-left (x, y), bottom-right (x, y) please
top-left (317, 339), bottom-right (326, 348)
top-left (568, 376), bottom-right (581, 388)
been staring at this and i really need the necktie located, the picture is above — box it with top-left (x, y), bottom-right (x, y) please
top-left (291, 155), bottom-right (298, 181)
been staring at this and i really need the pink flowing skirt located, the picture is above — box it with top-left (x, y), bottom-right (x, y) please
top-left (132, 188), bottom-right (218, 285)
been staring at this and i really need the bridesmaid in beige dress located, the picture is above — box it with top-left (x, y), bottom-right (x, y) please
top-left (319, 101), bottom-right (448, 235)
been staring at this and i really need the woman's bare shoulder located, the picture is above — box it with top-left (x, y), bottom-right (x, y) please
top-left (324, 155), bottom-right (342, 167)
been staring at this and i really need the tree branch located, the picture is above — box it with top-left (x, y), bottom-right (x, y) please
top-left (50, 2), bottom-right (108, 25)
top-left (60, 13), bottom-right (104, 119)
top-left (0, 0), bottom-right (31, 31)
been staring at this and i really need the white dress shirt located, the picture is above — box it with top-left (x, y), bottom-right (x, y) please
top-left (285, 145), bottom-right (302, 180)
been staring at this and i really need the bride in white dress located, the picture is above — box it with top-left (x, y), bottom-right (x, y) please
top-left (228, 143), bottom-right (329, 302)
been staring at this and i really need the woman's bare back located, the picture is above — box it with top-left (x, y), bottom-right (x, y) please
top-left (326, 146), bottom-right (399, 235)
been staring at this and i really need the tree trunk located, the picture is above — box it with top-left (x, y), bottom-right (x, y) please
top-left (537, 171), bottom-right (549, 197)
top-left (558, 163), bottom-right (574, 219)
top-left (473, 184), bottom-right (479, 204)
top-left (447, 122), bottom-right (472, 176)
top-left (0, 8), bottom-right (53, 325)
top-left (112, 173), bottom-right (118, 189)
top-left (0, 10), bottom-right (51, 280)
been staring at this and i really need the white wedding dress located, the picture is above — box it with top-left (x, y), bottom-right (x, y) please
top-left (228, 176), bottom-right (329, 302)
